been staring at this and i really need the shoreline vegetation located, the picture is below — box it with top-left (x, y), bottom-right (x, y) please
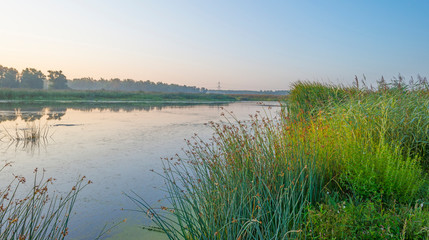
top-left (0, 88), bottom-right (284, 103)
top-left (131, 76), bottom-right (429, 239)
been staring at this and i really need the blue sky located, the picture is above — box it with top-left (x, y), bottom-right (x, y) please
top-left (1, 1), bottom-right (428, 90)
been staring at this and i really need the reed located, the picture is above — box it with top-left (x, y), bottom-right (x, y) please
top-left (288, 81), bottom-right (429, 170)
top-left (286, 81), bottom-right (353, 117)
top-left (0, 165), bottom-right (90, 240)
top-left (2, 122), bottom-right (50, 142)
top-left (129, 109), bottom-right (331, 239)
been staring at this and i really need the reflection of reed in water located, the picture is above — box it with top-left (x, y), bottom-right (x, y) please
top-left (0, 102), bottom-right (228, 120)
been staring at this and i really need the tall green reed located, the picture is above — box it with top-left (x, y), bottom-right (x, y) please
top-left (287, 81), bottom-right (352, 118)
top-left (129, 110), bottom-right (328, 239)
top-left (287, 81), bottom-right (428, 201)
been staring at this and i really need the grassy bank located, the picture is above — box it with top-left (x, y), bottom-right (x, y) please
top-left (0, 88), bottom-right (236, 102)
top-left (0, 88), bottom-right (285, 102)
top-left (134, 79), bottom-right (429, 239)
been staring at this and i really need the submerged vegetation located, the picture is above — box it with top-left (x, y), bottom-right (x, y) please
top-left (133, 76), bottom-right (429, 239)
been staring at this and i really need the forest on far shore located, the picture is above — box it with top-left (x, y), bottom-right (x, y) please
top-left (0, 64), bottom-right (289, 95)
top-left (0, 64), bottom-right (206, 93)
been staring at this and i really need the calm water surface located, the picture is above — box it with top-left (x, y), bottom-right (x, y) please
top-left (0, 101), bottom-right (279, 239)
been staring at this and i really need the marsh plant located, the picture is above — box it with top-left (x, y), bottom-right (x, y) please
top-left (0, 163), bottom-right (90, 239)
top-left (133, 77), bottom-right (429, 239)
top-left (0, 121), bottom-right (52, 154)
top-left (129, 112), bottom-right (325, 239)
top-left (2, 121), bottom-right (50, 142)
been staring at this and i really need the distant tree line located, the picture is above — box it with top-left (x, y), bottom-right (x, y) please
top-left (0, 64), bottom-right (207, 93)
top-left (68, 78), bottom-right (207, 93)
top-left (0, 65), bottom-right (68, 90)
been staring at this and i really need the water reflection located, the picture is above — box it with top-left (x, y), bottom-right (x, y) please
top-left (0, 137), bottom-right (49, 155)
top-left (0, 108), bottom-right (65, 122)
top-left (0, 102), bottom-right (230, 155)
top-left (0, 102), bottom-right (228, 122)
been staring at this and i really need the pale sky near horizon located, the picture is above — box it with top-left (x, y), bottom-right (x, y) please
top-left (1, 1), bottom-right (428, 90)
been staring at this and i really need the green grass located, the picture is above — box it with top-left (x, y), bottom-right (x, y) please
top-left (306, 199), bottom-right (429, 239)
top-left (0, 88), bottom-right (237, 102)
top-left (0, 88), bottom-right (282, 102)
top-left (133, 79), bottom-right (429, 239)
top-left (288, 82), bottom-right (429, 170)
top-left (286, 81), bottom-right (354, 117)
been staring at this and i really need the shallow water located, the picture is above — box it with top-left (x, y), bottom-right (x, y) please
top-left (0, 101), bottom-right (280, 239)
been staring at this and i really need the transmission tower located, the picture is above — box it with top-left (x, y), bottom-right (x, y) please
top-left (217, 81), bottom-right (221, 90)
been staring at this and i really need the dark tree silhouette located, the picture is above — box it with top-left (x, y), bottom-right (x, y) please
top-left (48, 70), bottom-right (68, 89)
top-left (21, 68), bottom-right (46, 89)
top-left (0, 65), bottom-right (19, 88)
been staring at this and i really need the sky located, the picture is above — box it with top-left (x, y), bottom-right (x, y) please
top-left (1, 1), bottom-right (428, 90)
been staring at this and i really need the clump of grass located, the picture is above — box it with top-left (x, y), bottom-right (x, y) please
top-left (2, 121), bottom-right (50, 142)
top-left (129, 110), bottom-right (329, 239)
top-left (0, 164), bottom-right (90, 239)
top-left (1, 121), bottom-right (51, 154)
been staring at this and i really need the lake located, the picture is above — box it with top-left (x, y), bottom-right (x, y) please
top-left (0, 101), bottom-right (279, 239)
